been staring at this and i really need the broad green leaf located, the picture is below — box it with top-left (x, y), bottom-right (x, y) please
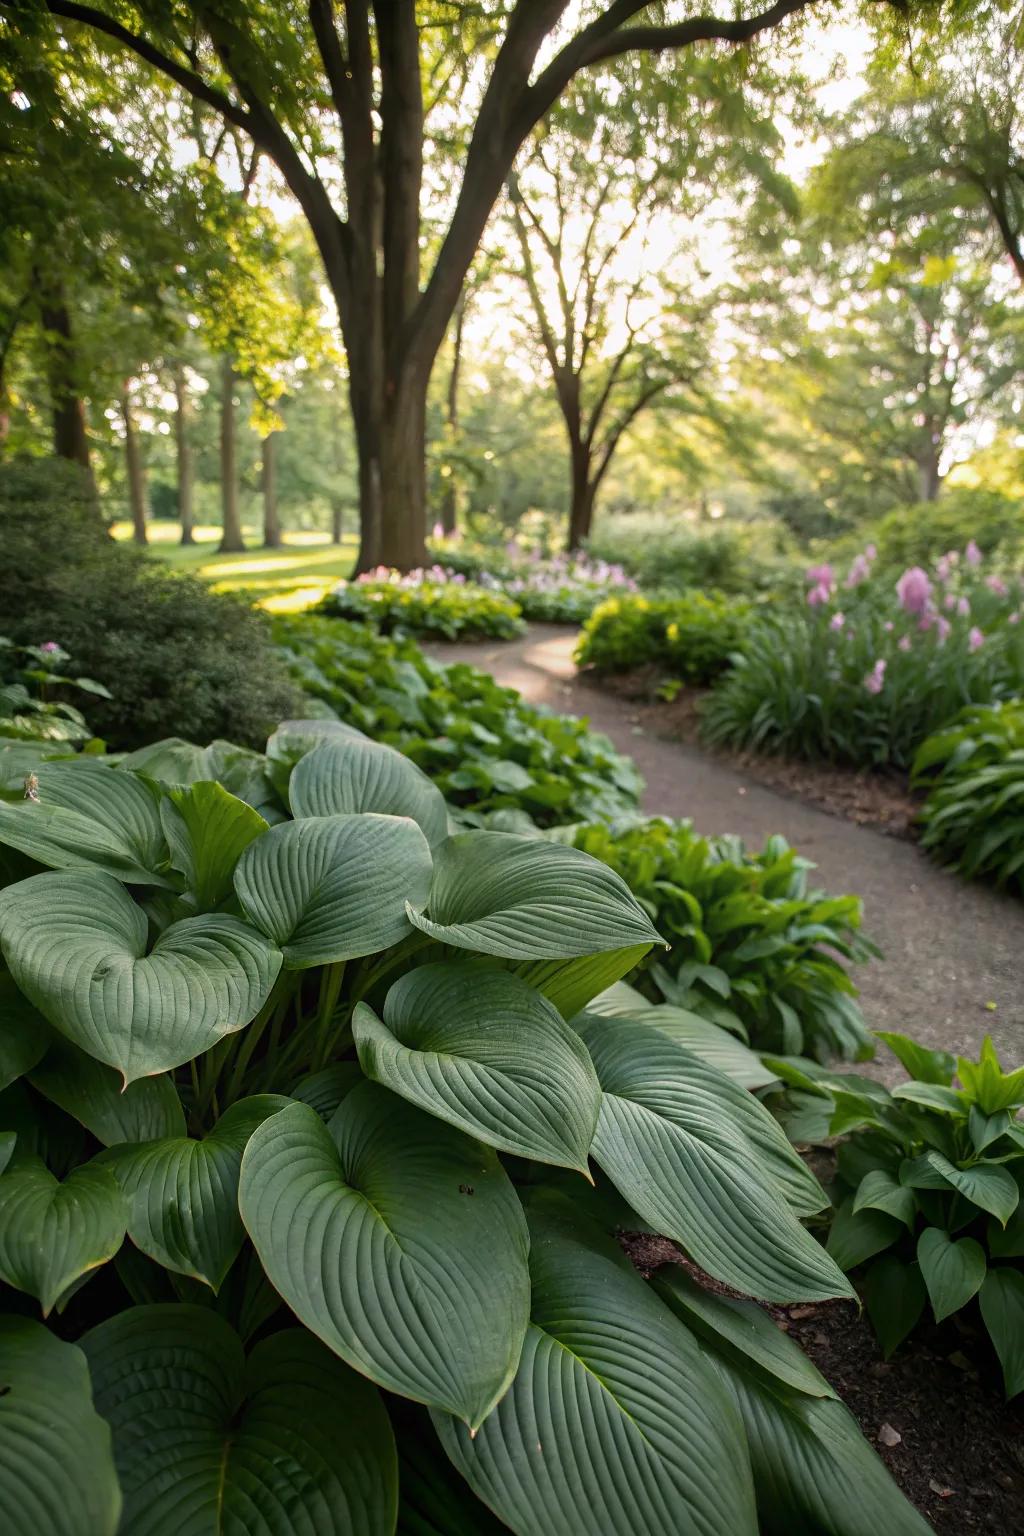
top-left (239, 1086), bottom-right (530, 1429)
top-left (83, 1305), bottom-right (398, 1534)
top-left (958, 1037), bottom-right (1024, 1114)
top-left (235, 812), bottom-right (432, 969)
top-left (917, 1227), bottom-right (986, 1322)
top-left (0, 1131), bottom-right (13, 1174)
top-left (289, 737), bottom-right (449, 849)
top-left (30, 1037), bottom-right (184, 1146)
top-left (0, 870), bottom-right (282, 1084)
top-left (160, 780), bottom-right (268, 910)
top-left (266, 717), bottom-right (367, 793)
top-left (407, 830), bottom-right (661, 958)
top-left (355, 963), bottom-right (600, 1173)
top-left (852, 1169), bottom-right (916, 1230)
top-left (394, 1404), bottom-right (508, 1535)
top-left (0, 973), bottom-right (49, 1090)
top-left (102, 1096), bottom-right (289, 1291)
top-left (290, 1062), bottom-right (364, 1120)
top-left (826, 1199), bottom-right (902, 1271)
top-left (988, 1171), bottom-right (1024, 1257)
top-left (874, 1030), bottom-right (954, 1085)
top-left (579, 1017), bottom-right (850, 1302)
top-left (915, 1150), bottom-right (1020, 1224)
top-left (0, 1316), bottom-right (121, 1536)
top-left (890, 1082), bottom-right (965, 1115)
top-left (0, 1157), bottom-right (127, 1313)
top-left (586, 998), bottom-right (777, 1089)
top-left (0, 758), bottom-right (170, 885)
top-left (502, 943), bottom-right (652, 1018)
top-left (862, 1255), bottom-right (926, 1357)
top-left (435, 1200), bottom-right (759, 1536)
top-left (979, 1267), bottom-right (1024, 1399)
top-left (969, 1105), bottom-right (1012, 1154)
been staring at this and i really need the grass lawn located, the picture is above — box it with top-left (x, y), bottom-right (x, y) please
top-left (111, 521), bottom-right (357, 612)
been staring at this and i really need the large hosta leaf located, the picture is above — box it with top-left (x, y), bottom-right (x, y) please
top-left (30, 1037), bottom-right (184, 1146)
top-left (0, 1316), bottom-right (121, 1536)
top-left (501, 945), bottom-right (653, 1019)
top-left (290, 738), bottom-right (449, 849)
top-left (160, 780), bottom-right (268, 911)
top-left (0, 1156), bottom-right (127, 1313)
top-left (435, 1198), bottom-right (758, 1536)
top-left (0, 870), bottom-right (282, 1084)
top-left (585, 991), bottom-right (779, 1090)
top-left (239, 1085), bottom-right (529, 1428)
top-left (235, 813), bottom-right (432, 969)
top-left (82, 1305), bottom-right (398, 1535)
top-left (102, 1096), bottom-right (289, 1290)
top-left (0, 973), bottom-right (50, 1091)
top-left (407, 831), bottom-right (661, 958)
top-left (0, 758), bottom-right (170, 884)
top-left (354, 963), bottom-right (600, 1173)
top-left (121, 738), bottom-right (283, 822)
top-left (578, 1016), bottom-right (851, 1302)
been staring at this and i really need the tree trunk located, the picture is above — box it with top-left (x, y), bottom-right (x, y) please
top-left (173, 363), bottom-right (195, 545)
top-left (330, 498), bottom-right (345, 544)
top-left (262, 430), bottom-right (281, 547)
top-left (218, 358), bottom-right (245, 553)
top-left (567, 437), bottom-right (594, 551)
top-left (351, 360), bottom-right (428, 573)
top-left (121, 382), bottom-right (149, 544)
top-left (40, 293), bottom-right (95, 487)
top-left (440, 295), bottom-right (465, 535)
top-left (918, 444), bottom-right (942, 502)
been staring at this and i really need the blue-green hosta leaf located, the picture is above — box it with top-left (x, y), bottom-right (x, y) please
top-left (578, 1017), bottom-right (847, 1302)
top-left (979, 1267), bottom-right (1024, 1399)
top-left (101, 1096), bottom-right (290, 1291)
top-left (917, 1227), bottom-right (986, 1322)
top-left (266, 718), bottom-right (368, 796)
top-left (234, 813), bottom-right (432, 969)
top-left (0, 1316), bottom-right (121, 1536)
top-left (289, 737), bottom-right (449, 849)
top-left (239, 1085), bottom-right (530, 1429)
top-left (120, 737), bottom-right (283, 822)
top-left (407, 831), bottom-right (661, 958)
top-left (0, 973), bottom-right (50, 1091)
top-left (160, 780), bottom-right (268, 911)
top-left (906, 1150), bottom-right (1020, 1224)
top-left (0, 1156), bottom-right (127, 1313)
top-left (826, 1199), bottom-right (903, 1271)
top-left (82, 1305), bottom-right (398, 1535)
top-left (354, 963), bottom-right (601, 1173)
top-left (501, 944), bottom-right (653, 1018)
top-left (0, 758), bottom-right (170, 884)
top-left (0, 870), bottom-right (282, 1085)
top-left (435, 1200), bottom-right (759, 1536)
top-left (852, 1169), bottom-right (917, 1230)
top-left (30, 1036), bottom-right (185, 1146)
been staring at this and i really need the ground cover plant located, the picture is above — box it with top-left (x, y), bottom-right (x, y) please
top-left (575, 590), bottom-right (750, 685)
top-left (321, 566), bottom-right (526, 640)
top-left (276, 615), bottom-right (643, 825)
top-left (913, 702), bottom-right (1024, 892)
top-left (0, 638), bottom-right (109, 749)
top-left (702, 543), bottom-right (1024, 769)
top-left (771, 1035), bottom-right (1024, 1397)
top-left (0, 721), bottom-right (931, 1534)
top-left (565, 817), bottom-right (875, 1061)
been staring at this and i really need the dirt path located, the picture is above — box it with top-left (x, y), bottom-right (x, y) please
top-left (427, 624), bottom-right (1024, 1071)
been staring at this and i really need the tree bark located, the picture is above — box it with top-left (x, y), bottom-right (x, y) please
top-left (173, 363), bottom-right (195, 545)
top-left (917, 440), bottom-right (942, 502)
top-left (440, 295), bottom-right (466, 534)
top-left (262, 430), bottom-right (281, 547)
top-left (568, 440), bottom-right (595, 551)
top-left (40, 293), bottom-right (95, 485)
top-left (218, 357), bottom-right (245, 553)
top-left (330, 497), bottom-right (345, 544)
top-left (121, 382), bottom-right (149, 544)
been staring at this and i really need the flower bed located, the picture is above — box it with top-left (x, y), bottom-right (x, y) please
top-left (321, 566), bottom-right (526, 640)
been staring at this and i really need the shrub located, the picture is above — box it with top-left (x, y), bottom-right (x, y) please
top-left (859, 488), bottom-right (1024, 572)
top-left (913, 701), bottom-right (1024, 890)
top-left (322, 567), bottom-right (525, 640)
top-left (276, 615), bottom-right (643, 825)
top-left (0, 722), bottom-right (928, 1533)
top-left (778, 1034), bottom-right (1024, 1394)
top-left (565, 818), bottom-right (876, 1061)
top-left (585, 511), bottom-right (797, 596)
top-left (575, 591), bottom-right (750, 684)
top-left (0, 637), bottom-right (109, 747)
top-left (1, 457), bottom-right (301, 749)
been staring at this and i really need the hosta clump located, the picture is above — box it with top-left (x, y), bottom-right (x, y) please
top-left (774, 1034), bottom-right (1024, 1396)
top-left (913, 701), bottom-right (1024, 891)
top-left (0, 725), bottom-right (928, 1535)
top-left (321, 568), bottom-right (526, 640)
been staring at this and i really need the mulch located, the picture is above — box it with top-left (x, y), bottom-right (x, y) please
top-left (620, 1232), bottom-right (1024, 1533)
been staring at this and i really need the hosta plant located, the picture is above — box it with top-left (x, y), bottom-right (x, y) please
top-left (575, 590), bottom-right (749, 685)
top-left (321, 567), bottom-right (525, 640)
top-left (913, 701), bottom-right (1024, 892)
top-left (0, 722), bottom-right (928, 1534)
top-left (774, 1033), bottom-right (1024, 1396)
top-left (0, 637), bottom-right (109, 748)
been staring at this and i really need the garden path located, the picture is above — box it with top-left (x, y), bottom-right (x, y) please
top-left (426, 623), bottom-right (1024, 1070)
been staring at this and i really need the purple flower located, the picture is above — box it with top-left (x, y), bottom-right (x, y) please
top-left (863, 659), bottom-right (887, 695)
top-left (957, 596), bottom-right (970, 617)
top-left (944, 592), bottom-right (957, 611)
top-left (883, 620), bottom-right (894, 632)
top-left (1010, 612), bottom-right (1021, 626)
top-left (898, 635), bottom-right (912, 652)
top-left (845, 554), bottom-right (872, 588)
top-left (986, 574), bottom-right (1008, 597)
top-left (965, 539), bottom-right (982, 567)
top-left (829, 611), bottom-right (845, 630)
top-left (968, 626), bottom-right (985, 652)
top-left (936, 554), bottom-right (952, 582)
top-left (806, 563), bottom-right (834, 587)
top-left (896, 566), bottom-right (933, 615)
top-left (39, 641), bottom-right (61, 654)
top-left (936, 616), bottom-right (951, 643)
top-left (865, 543), bottom-right (878, 561)
top-left (807, 581), bottom-right (833, 607)
top-left (919, 607), bottom-right (936, 632)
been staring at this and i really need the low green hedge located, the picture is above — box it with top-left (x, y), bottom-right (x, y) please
top-left (320, 576), bottom-right (525, 640)
top-left (574, 591), bottom-right (749, 685)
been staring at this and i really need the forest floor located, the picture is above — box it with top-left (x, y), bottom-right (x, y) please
top-left (424, 622), bottom-right (1024, 1077)
top-left (112, 522), bottom-right (357, 610)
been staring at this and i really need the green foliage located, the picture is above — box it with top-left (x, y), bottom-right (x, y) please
top-left (321, 573), bottom-right (525, 640)
top-left (857, 489), bottom-right (1024, 572)
top-left (1, 458), bottom-right (301, 749)
top-left (913, 702), bottom-right (1024, 890)
top-left (585, 513), bottom-right (795, 596)
top-left (0, 638), bottom-right (109, 747)
top-left (566, 818), bottom-right (876, 1062)
top-left (789, 1035), bottom-right (1024, 1396)
top-left (575, 591), bottom-right (750, 684)
top-left (276, 615), bottom-right (643, 826)
top-left (0, 718), bottom-right (929, 1533)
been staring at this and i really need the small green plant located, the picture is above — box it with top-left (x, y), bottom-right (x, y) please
top-left (322, 569), bottom-right (525, 639)
top-left (0, 638), bottom-right (109, 746)
top-left (913, 701), bottom-right (1024, 891)
top-left (564, 818), bottom-right (876, 1061)
top-left (781, 1035), bottom-right (1024, 1396)
top-left (575, 591), bottom-right (749, 685)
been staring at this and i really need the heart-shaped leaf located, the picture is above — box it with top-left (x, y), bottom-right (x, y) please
top-left (235, 813), bottom-right (432, 969)
top-left (0, 758), bottom-right (170, 884)
top-left (502, 945), bottom-right (653, 1019)
top-left (407, 831), bottom-right (661, 958)
top-left (266, 717), bottom-right (367, 796)
top-left (290, 737), bottom-right (449, 849)
top-left (862, 1254), bottom-right (927, 1357)
top-left (918, 1227), bottom-right (986, 1322)
top-left (121, 738), bottom-right (283, 822)
top-left (82, 1305), bottom-right (398, 1534)
top-left (354, 963), bottom-right (601, 1173)
top-left (239, 1084), bottom-right (530, 1429)
top-left (827, 1199), bottom-right (903, 1271)
top-left (578, 1016), bottom-right (852, 1303)
top-left (435, 1198), bottom-right (759, 1536)
top-left (160, 780), bottom-right (268, 910)
top-left (980, 1267), bottom-right (1024, 1399)
top-left (0, 1316), bottom-right (121, 1536)
top-left (852, 1169), bottom-right (917, 1230)
top-left (0, 973), bottom-right (50, 1091)
top-left (0, 869), bottom-right (282, 1084)
top-left (31, 1037), bottom-right (185, 1146)
top-left (906, 1150), bottom-right (1020, 1224)
top-left (0, 1156), bottom-right (127, 1313)
top-left (102, 1095), bottom-right (289, 1290)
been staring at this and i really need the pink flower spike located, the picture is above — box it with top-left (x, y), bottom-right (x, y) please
top-left (944, 592), bottom-right (956, 611)
top-left (865, 544), bottom-right (878, 561)
top-left (883, 621), bottom-right (894, 632)
top-left (965, 539), bottom-right (982, 567)
top-left (968, 626), bottom-right (985, 652)
top-left (807, 582), bottom-right (832, 607)
top-left (1009, 612), bottom-right (1021, 626)
top-left (898, 635), bottom-right (912, 652)
top-left (806, 563), bottom-right (834, 587)
top-left (919, 608), bottom-right (936, 632)
top-left (896, 566), bottom-right (933, 615)
top-left (829, 611), bottom-right (845, 630)
top-left (986, 574), bottom-right (1008, 597)
top-left (936, 555), bottom-right (951, 582)
top-left (845, 554), bottom-right (871, 588)
top-left (957, 596), bottom-right (970, 617)
top-left (936, 616), bottom-right (951, 643)
top-left (863, 659), bottom-right (887, 695)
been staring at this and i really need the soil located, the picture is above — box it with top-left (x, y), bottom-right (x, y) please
top-left (619, 1233), bottom-right (1024, 1534)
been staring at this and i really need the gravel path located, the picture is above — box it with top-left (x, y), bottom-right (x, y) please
top-left (427, 624), bottom-right (1024, 1070)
